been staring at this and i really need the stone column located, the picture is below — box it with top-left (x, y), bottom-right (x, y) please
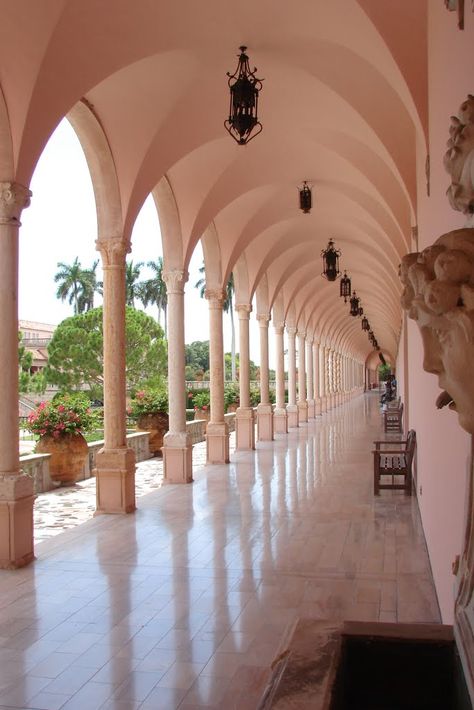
top-left (256, 314), bottom-right (273, 441)
top-left (162, 269), bottom-right (192, 483)
top-left (0, 183), bottom-right (34, 568)
top-left (235, 304), bottom-right (255, 450)
top-left (313, 341), bottom-right (321, 415)
top-left (306, 338), bottom-right (315, 418)
top-left (297, 331), bottom-right (308, 423)
top-left (95, 237), bottom-right (136, 514)
top-left (286, 326), bottom-right (299, 427)
top-left (273, 323), bottom-right (288, 433)
top-left (205, 289), bottom-right (229, 463)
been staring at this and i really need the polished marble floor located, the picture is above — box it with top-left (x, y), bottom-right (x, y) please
top-left (0, 393), bottom-right (439, 709)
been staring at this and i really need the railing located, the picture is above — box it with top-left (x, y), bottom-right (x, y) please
top-left (186, 381), bottom-right (283, 390)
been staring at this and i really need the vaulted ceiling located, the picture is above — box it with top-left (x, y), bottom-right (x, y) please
top-left (0, 0), bottom-right (428, 360)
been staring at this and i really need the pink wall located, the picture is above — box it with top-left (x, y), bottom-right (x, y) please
top-left (405, 3), bottom-right (474, 622)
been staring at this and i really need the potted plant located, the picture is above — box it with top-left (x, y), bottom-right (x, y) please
top-left (27, 393), bottom-right (97, 485)
top-left (130, 386), bottom-right (169, 456)
top-left (224, 383), bottom-right (240, 412)
top-left (193, 391), bottom-right (210, 422)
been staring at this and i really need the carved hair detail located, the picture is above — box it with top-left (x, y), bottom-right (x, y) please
top-left (444, 94), bottom-right (474, 219)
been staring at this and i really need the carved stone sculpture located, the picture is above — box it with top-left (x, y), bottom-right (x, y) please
top-left (444, 94), bottom-right (474, 224)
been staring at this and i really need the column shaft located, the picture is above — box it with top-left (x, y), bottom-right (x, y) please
top-left (286, 327), bottom-right (298, 427)
top-left (273, 325), bottom-right (287, 433)
top-left (313, 341), bottom-right (321, 415)
top-left (235, 305), bottom-right (255, 450)
top-left (162, 270), bottom-right (192, 483)
top-left (257, 315), bottom-right (273, 441)
top-left (297, 331), bottom-right (308, 422)
top-left (95, 237), bottom-right (135, 514)
top-left (0, 183), bottom-right (34, 568)
top-left (205, 289), bottom-right (229, 463)
top-left (306, 339), bottom-right (315, 418)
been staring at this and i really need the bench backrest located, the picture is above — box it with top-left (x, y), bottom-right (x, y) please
top-left (406, 429), bottom-right (416, 466)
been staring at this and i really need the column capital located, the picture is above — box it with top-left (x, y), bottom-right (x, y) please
top-left (286, 325), bottom-right (297, 336)
top-left (297, 330), bottom-right (306, 339)
top-left (273, 321), bottom-right (285, 334)
top-left (0, 182), bottom-right (31, 225)
top-left (96, 237), bottom-right (130, 266)
top-left (163, 269), bottom-right (188, 294)
top-left (257, 313), bottom-right (270, 325)
top-left (235, 303), bottom-right (252, 318)
top-left (205, 287), bottom-right (225, 309)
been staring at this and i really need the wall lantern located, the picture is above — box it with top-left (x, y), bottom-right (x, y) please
top-left (224, 46), bottom-right (263, 145)
top-left (340, 271), bottom-right (351, 302)
top-left (299, 182), bottom-right (312, 213)
top-left (349, 292), bottom-right (360, 317)
top-left (321, 239), bottom-right (341, 281)
top-left (361, 316), bottom-right (369, 331)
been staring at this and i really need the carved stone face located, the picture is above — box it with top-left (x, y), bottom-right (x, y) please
top-left (400, 228), bottom-right (474, 434)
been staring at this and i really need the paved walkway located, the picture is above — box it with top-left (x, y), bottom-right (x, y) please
top-left (0, 395), bottom-right (438, 710)
top-left (34, 437), bottom-right (236, 544)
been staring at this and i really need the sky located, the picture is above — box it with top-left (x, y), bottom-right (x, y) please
top-left (19, 118), bottom-right (273, 367)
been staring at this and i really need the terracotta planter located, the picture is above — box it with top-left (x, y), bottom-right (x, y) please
top-left (137, 412), bottom-right (169, 456)
top-left (226, 403), bottom-right (239, 413)
top-left (36, 433), bottom-right (89, 486)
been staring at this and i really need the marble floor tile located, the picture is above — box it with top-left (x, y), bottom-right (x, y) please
top-left (0, 394), bottom-right (441, 709)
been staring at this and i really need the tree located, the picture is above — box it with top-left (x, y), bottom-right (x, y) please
top-left (126, 260), bottom-right (144, 307)
top-left (139, 257), bottom-right (168, 334)
top-left (18, 332), bottom-right (46, 394)
top-left (195, 264), bottom-right (236, 380)
top-left (185, 340), bottom-right (210, 379)
top-left (77, 260), bottom-right (100, 313)
top-left (54, 257), bottom-right (85, 314)
top-left (45, 306), bottom-right (167, 397)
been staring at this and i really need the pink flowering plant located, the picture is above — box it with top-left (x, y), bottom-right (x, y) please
top-left (193, 391), bottom-right (210, 411)
top-left (130, 387), bottom-right (168, 418)
top-left (27, 393), bottom-right (98, 439)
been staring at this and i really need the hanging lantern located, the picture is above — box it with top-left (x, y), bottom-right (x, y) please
top-left (299, 182), bottom-right (312, 213)
top-left (321, 239), bottom-right (341, 281)
top-left (361, 316), bottom-right (369, 331)
top-left (339, 271), bottom-right (351, 302)
top-left (224, 46), bottom-right (263, 145)
top-left (349, 292), bottom-right (360, 317)
top-left (358, 305), bottom-right (364, 317)
top-left (373, 339), bottom-right (379, 349)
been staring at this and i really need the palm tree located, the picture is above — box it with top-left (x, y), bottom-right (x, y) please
top-left (54, 257), bottom-right (85, 314)
top-left (139, 257), bottom-right (168, 335)
top-left (77, 260), bottom-right (99, 313)
top-left (125, 260), bottom-right (143, 307)
top-left (195, 263), bottom-right (236, 380)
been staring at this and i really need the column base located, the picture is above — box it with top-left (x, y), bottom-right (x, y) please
top-left (273, 407), bottom-right (288, 433)
top-left (257, 403), bottom-right (274, 441)
top-left (307, 399), bottom-right (316, 419)
top-left (315, 398), bottom-right (322, 415)
top-left (235, 407), bottom-right (256, 450)
top-left (320, 397), bottom-right (327, 413)
top-left (163, 432), bottom-right (193, 483)
top-left (297, 401), bottom-right (308, 423)
top-left (0, 473), bottom-right (35, 569)
top-left (206, 422), bottom-right (229, 463)
top-left (286, 404), bottom-right (299, 428)
top-left (94, 447), bottom-right (136, 514)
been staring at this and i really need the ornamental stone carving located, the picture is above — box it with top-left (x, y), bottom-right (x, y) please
top-left (96, 237), bottom-right (130, 267)
top-left (204, 288), bottom-right (225, 309)
top-left (163, 269), bottom-right (188, 294)
top-left (444, 95), bottom-right (474, 224)
top-left (0, 182), bottom-right (31, 225)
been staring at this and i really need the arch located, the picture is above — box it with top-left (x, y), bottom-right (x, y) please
top-left (0, 87), bottom-right (13, 180)
top-left (152, 175), bottom-right (184, 270)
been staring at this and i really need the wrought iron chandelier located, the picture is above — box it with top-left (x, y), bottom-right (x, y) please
top-left (339, 271), bottom-right (351, 302)
top-left (349, 292), bottom-right (360, 317)
top-left (224, 46), bottom-right (263, 145)
top-left (321, 239), bottom-right (341, 282)
top-left (299, 182), bottom-right (312, 213)
top-left (361, 316), bottom-right (369, 331)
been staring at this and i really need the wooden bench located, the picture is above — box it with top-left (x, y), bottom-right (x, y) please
top-left (373, 429), bottom-right (416, 495)
top-left (384, 402), bottom-right (403, 433)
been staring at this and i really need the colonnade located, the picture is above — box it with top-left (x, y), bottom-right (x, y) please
top-left (0, 182), bottom-right (364, 567)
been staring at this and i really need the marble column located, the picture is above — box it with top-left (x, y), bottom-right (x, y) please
top-left (306, 338), bottom-right (315, 418)
top-left (256, 314), bottom-right (273, 441)
top-left (162, 269), bottom-right (193, 483)
top-left (297, 331), bottom-right (308, 423)
top-left (0, 183), bottom-right (34, 568)
top-left (235, 304), bottom-right (255, 450)
top-left (319, 344), bottom-right (327, 413)
top-left (95, 237), bottom-right (136, 514)
top-left (286, 326), bottom-right (299, 428)
top-left (273, 323), bottom-right (288, 433)
top-left (313, 341), bottom-right (321, 415)
top-left (205, 289), bottom-right (229, 463)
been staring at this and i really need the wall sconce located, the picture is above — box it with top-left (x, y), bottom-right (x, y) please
top-left (224, 46), bottom-right (263, 145)
top-left (321, 239), bottom-right (341, 281)
top-left (299, 182), bottom-right (312, 213)
top-left (340, 271), bottom-right (351, 302)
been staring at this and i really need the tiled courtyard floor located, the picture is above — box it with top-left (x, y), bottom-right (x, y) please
top-left (0, 395), bottom-right (439, 710)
